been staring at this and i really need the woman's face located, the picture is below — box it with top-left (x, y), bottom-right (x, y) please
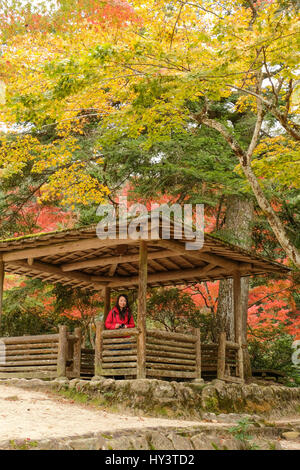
top-left (118, 296), bottom-right (127, 309)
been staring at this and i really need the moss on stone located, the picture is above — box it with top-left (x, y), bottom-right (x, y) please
top-left (203, 396), bottom-right (220, 413)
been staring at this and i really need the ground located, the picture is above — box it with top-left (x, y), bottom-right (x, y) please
top-left (0, 384), bottom-right (199, 442)
top-left (0, 383), bottom-right (299, 450)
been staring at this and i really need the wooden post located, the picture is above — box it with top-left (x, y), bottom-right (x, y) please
top-left (94, 321), bottom-right (104, 377)
top-left (73, 327), bottom-right (82, 378)
top-left (104, 287), bottom-right (111, 323)
top-left (233, 273), bottom-right (244, 381)
top-left (194, 327), bottom-right (202, 380)
top-left (0, 261), bottom-right (4, 334)
top-left (57, 325), bottom-right (68, 378)
top-left (137, 240), bottom-right (147, 379)
top-left (217, 331), bottom-right (226, 380)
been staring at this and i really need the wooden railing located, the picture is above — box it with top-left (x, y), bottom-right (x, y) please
top-left (145, 329), bottom-right (200, 380)
top-left (94, 324), bottom-right (201, 380)
top-left (0, 326), bottom-right (244, 382)
top-left (80, 348), bottom-right (94, 377)
top-left (217, 332), bottom-right (244, 383)
top-left (94, 324), bottom-right (139, 377)
top-left (0, 325), bottom-right (81, 380)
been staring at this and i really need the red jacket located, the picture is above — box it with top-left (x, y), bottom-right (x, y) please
top-left (105, 306), bottom-right (135, 330)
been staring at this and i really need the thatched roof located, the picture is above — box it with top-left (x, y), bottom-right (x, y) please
top-left (0, 218), bottom-right (291, 292)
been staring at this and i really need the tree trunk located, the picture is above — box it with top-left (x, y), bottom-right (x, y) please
top-left (216, 195), bottom-right (253, 379)
top-left (199, 116), bottom-right (300, 268)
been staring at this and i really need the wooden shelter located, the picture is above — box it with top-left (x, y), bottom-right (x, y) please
top-left (0, 217), bottom-right (291, 382)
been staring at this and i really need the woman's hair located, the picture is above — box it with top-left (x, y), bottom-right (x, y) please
top-left (114, 294), bottom-right (132, 322)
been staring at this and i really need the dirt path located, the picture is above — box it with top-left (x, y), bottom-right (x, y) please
top-left (0, 384), bottom-right (202, 442)
top-left (1, 384), bottom-right (299, 449)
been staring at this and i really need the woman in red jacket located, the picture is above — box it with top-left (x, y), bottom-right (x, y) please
top-left (105, 294), bottom-right (135, 330)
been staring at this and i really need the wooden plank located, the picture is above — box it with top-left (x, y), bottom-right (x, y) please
top-left (147, 329), bottom-right (196, 343)
top-left (73, 327), bottom-right (81, 378)
top-left (146, 348), bottom-right (194, 360)
top-left (102, 328), bottom-right (139, 338)
top-left (103, 338), bottom-right (137, 345)
top-left (102, 361), bottom-right (137, 368)
top-left (2, 237), bottom-right (135, 262)
top-left (103, 349), bottom-right (137, 357)
top-left (217, 332), bottom-right (226, 380)
top-left (100, 368), bottom-right (138, 375)
top-left (0, 371), bottom-right (57, 379)
top-left (4, 354), bottom-right (58, 361)
top-left (137, 240), bottom-right (147, 379)
top-left (57, 325), bottom-right (67, 377)
top-left (155, 239), bottom-right (241, 270)
top-left (146, 362), bottom-right (195, 371)
top-left (226, 341), bottom-right (239, 350)
top-left (194, 327), bottom-right (201, 380)
top-left (102, 355), bottom-right (137, 363)
top-left (4, 348), bottom-right (58, 356)
top-left (94, 321), bottom-right (103, 376)
top-left (145, 356), bottom-right (195, 365)
top-left (8, 259), bottom-right (105, 289)
top-left (1, 334), bottom-right (59, 345)
top-left (62, 249), bottom-right (180, 271)
top-left (1, 359), bottom-right (58, 366)
top-left (146, 338), bottom-right (195, 350)
top-left (107, 266), bottom-right (229, 288)
top-left (0, 365), bottom-right (57, 372)
top-left (146, 369), bottom-right (196, 379)
top-left (4, 343), bottom-right (59, 351)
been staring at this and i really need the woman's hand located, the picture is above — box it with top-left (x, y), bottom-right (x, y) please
top-left (115, 323), bottom-right (120, 329)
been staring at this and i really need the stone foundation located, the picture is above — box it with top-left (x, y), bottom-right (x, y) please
top-left (1, 376), bottom-right (300, 418)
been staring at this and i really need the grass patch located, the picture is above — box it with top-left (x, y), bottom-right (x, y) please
top-left (58, 388), bottom-right (89, 404)
top-left (9, 439), bottom-right (38, 450)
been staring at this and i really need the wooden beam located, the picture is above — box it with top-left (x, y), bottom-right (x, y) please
top-left (154, 239), bottom-right (245, 271)
top-left (108, 264), bottom-right (117, 276)
top-left (105, 265), bottom-right (227, 288)
top-left (73, 327), bottom-right (81, 378)
top-left (217, 332), bottom-right (226, 380)
top-left (104, 287), bottom-right (111, 322)
top-left (61, 249), bottom-right (181, 272)
top-left (57, 325), bottom-right (68, 378)
top-left (233, 272), bottom-right (244, 381)
top-left (94, 321), bottom-right (104, 377)
top-left (194, 327), bottom-right (201, 380)
top-left (7, 260), bottom-right (107, 289)
top-left (137, 240), bottom-right (147, 379)
top-left (1, 238), bottom-right (135, 262)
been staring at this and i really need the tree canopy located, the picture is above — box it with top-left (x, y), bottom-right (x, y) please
top-left (0, 0), bottom-right (299, 266)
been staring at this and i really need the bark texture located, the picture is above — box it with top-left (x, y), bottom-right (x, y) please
top-left (216, 195), bottom-right (253, 379)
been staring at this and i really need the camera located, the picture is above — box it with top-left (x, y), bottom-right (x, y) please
top-left (119, 324), bottom-right (125, 329)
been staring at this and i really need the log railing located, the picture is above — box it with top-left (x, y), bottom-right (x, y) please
top-left (94, 323), bottom-right (139, 377)
top-left (217, 332), bottom-right (244, 383)
top-left (0, 326), bottom-right (244, 382)
top-left (94, 323), bottom-right (201, 380)
top-left (145, 329), bottom-right (200, 380)
top-left (0, 325), bottom-right (82, 380)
